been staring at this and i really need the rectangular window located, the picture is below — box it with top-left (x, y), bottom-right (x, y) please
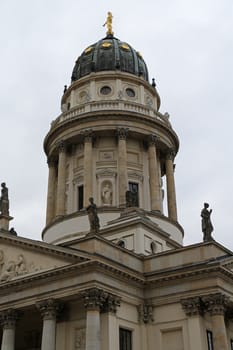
top-left (119, 328), bottom-right (132, 350)
top-left (128, 182), bottom-right (139, 207)
top-left (207, 330), bottom-right (214, 350)
top-left (78, 185), bottom-right (84, 210)
top-left (231, 339), bottom-right (233, 350)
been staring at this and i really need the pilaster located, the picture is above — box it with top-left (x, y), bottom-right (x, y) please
top-left (116, 128), bottom-right (128, 207)
top-left (147, 134), bottom-right (162, 212)
top-left (46, 157), bottom-right (57, 225)
top-left (165, 148), bottom-right (177, 221)
top-left (56, 140), bottom-right (67, 217)
top-left (82, 129), bottom-right (94, 207)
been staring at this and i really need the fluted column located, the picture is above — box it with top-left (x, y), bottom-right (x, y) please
top-left (0, 309), bottom-right (19, 350)
top-left (56, 141), bottom-right (67, 217)
top-left (203, 293), bottom-right (229, 350)
top-left (36, 299), bottom-right (62, 350)
top-left (82, 288), bottom-right (107, 350)
top-left (116, 128), bottom-right (128, 207)
top-left (148, 135), bottom-right (162, 212)
top-left (181, 297), bottom-right (205, 350)
top-left (83, 130), bottom-right (93, 207)
top-left (165, 149), bottom-right (177, 221)
top-left (46, 158), bottom-right (57, 225)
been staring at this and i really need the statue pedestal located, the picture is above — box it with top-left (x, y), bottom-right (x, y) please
top-left (0, 214), bottom-right (13, 231)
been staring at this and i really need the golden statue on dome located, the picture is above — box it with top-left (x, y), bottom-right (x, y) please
top-left (103, 11), bottom-right (114, 36)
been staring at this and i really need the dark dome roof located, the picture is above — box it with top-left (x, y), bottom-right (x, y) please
top-left (71, 35), bottom-right (149, 82)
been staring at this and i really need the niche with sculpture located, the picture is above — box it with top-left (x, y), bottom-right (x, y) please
top-left (101, 181), bottom-right (113, 206)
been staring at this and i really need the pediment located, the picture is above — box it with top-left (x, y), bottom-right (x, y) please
top-left (0, 233), bottom-right (88, 283)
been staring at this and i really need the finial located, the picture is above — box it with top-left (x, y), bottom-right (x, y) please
top-left (152, 78), bottom-right (156, 88)
top-left (103, 12), bottom-right (114, 36)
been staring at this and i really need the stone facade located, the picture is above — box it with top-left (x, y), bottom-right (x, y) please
top-left (1, 21), bottom-right (233, 350)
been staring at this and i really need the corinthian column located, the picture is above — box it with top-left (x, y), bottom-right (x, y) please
top-left (36, 299), bottom-right (63, 350)
top-left (0, 309), bottom-right (19, 350)
top-left (83, 130), bottom-right (93, 207)
top-left (56, 141), bottom-right (67, 217)
top-left (147, 135), bottom-right (162, 212)
top-left (116, 128), bottom-right (128, 207)
top-left (82, 288), bottom-right (108, 350)
top-left (181, 297), bottom-right (205, 350)
top-left (165, 149), bottom-right (177, 221)
top-left (46, 158), bottom-right (57, 225)
top-left (101, 294), bottom-right (121, 350)
top-left (203, 293), bottom-right (229, 350)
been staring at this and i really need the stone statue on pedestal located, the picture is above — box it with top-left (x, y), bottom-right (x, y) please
top-left (201, 203), bottom-right (214, 242)
top-left (0, 183), bottom-right (9, 216)
top-left (86, 197), bottom-right (100, 233)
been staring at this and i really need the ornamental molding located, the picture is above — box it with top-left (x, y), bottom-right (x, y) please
top-left (82, 288), bottom-right (121, 313)
top-left (96, 169), bottom-right (117, 179)
top-left (80, 129), bottom-right (93, 143)
top-left (75, 328), bottom-right (86, 350)
top-left (137, 301), bottom-right (154, 323)
top-left (181, 297), bottom-right (203, 316)
top-left (202, 293), bottom-right (230, 316)
top-left (181, 293), bottom-right (230, 317)
top-left (147, 134), bottom-right (160, 146)
top-left (36, 298), bottom-right (63, 320)
top-left (56, 140), bottom-right (66, 153)
top-left (166, 148), bottom-right (176, 161)
top-left (0, 309), bottom-right (20, 328)
top-left (45, 112), bottom-right (179, 157)
top-left (128, 171), bottom-right (144, 182)
top-left (115, 127), bottom-right (129, 140)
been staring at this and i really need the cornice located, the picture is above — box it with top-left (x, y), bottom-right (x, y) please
top-left (44, 110), bottom-right (179, 156)
top-left (144, 261), bottom-right (233, 286)
top-left (0, 231), bottom-right (89, 261)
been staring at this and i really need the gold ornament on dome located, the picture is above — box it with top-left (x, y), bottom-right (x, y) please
top-left (102, 42), bottom-right (112, 48)
top-left (137, 51), bottom-right (143, 58)
top-left (121, 44), bottom-right (130, 51)
top-left (85, 46), bottom-right (93, 54)
top-left (103, 11), bottom-right (114, 36)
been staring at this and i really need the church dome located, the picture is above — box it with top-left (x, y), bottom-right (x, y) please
top-left (71, 34), bottom-right (149, 82)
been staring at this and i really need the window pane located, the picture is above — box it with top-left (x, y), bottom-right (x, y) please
top-left (78, 185), bottom-right (84, 210)
top-left (206, 330), bottom-right (214, 350)
top-left (119, 328), bottom-right (132, 350)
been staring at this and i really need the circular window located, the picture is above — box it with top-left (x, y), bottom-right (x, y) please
top-left (126, 88), bottom-right (135, 98)
top-left (100, 86), bottom-right (112, 95)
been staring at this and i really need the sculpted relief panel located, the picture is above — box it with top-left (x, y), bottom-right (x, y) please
top-left (0, 246), bottom-right (69, 283)
top-left (74, 328), bottom-right (86, 350)
top-left (0, 250), bottom-right (34, 282)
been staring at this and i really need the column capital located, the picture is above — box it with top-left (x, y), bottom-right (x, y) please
top-left (82, 288), bottom-right (108, 311)
top-left (181, 296), bottom-right (203, 317)
top-left (36, 299), bottom-right (63, 320)
top-left (137, 302), bottom-right (154, 323)
top-left (81, 129), bottom-right (94, 143)
top-left (116, 127), bottom-right (129, 140)
top-left (202, 293), bottom-right (230, 316)
top-left (102, 293), bottom-right (121, 313)
top-left (147, 134), bottom-right (160, 146)
top-left (56, 140), bottom-right (66, 153)
top-left (0, 309), bottom-right (20, 328)
top-left (166, 148), bottom-right (176, 160)
top-left (47, 157), bottom-right (57, 168)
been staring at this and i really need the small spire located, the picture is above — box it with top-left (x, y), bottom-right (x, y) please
top-left (103, 11), bottom-right (114, 36)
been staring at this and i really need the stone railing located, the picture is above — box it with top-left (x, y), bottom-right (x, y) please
top-left (51, 101), bottom-right (171, 129)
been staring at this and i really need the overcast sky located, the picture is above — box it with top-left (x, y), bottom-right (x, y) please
top-left (0, 0), bottom-right (232, 248)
